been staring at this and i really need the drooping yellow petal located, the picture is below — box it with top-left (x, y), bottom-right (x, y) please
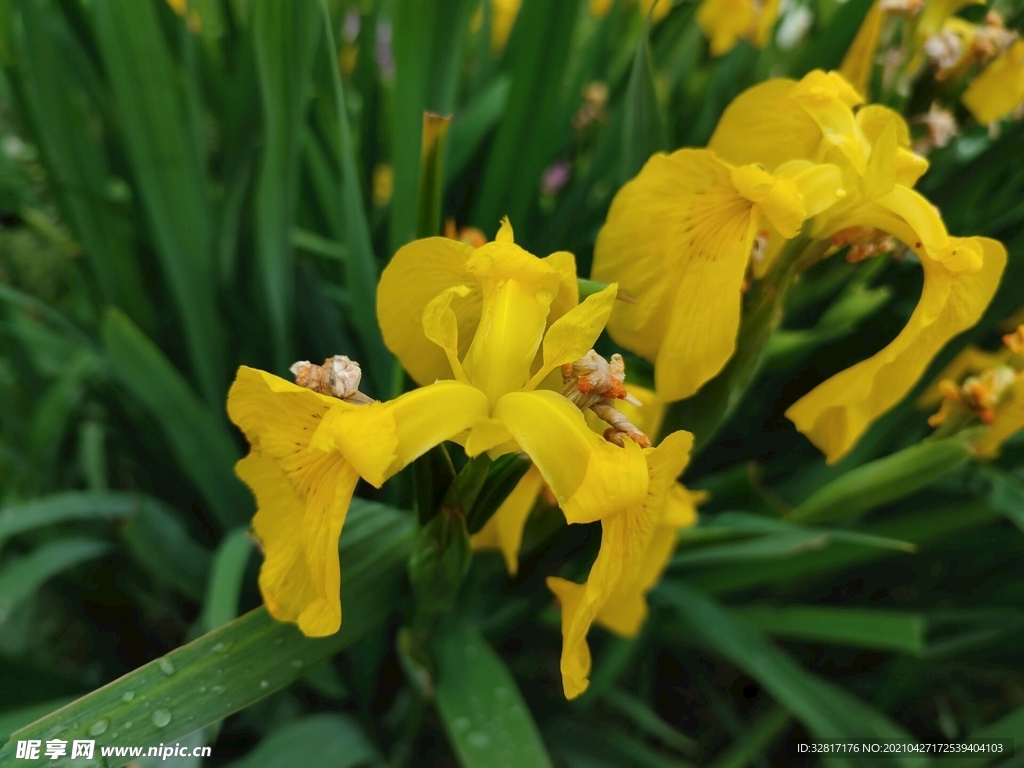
top-left (494, 390), bottom-right (649, 523)
top-left (709, 71), bottom-right (865, 176)
top-left (313, 380), bottom-right (491, 484)
top-left (548, 430), bottom-right (693, 698)
top-left (839, 0), bottom-right (884, 97)
top-left (378, 237), bottom-right (480, 386)
top-left (471, 465), bottom-right (545, 575)
top-left (787, 236), bottom-right (1006, 462)
top-left (226, 366), bottom-right (362, 638)
top-left (961, 40), bottom-right (1024, 125)
top-left (461, 241), bottom-right (562, 402)
top-left (240, 453), bottom-right (359, 637)
top-left (594, 150), bottom-right (802, 402)
top-left (526, 283), bottom-right (618, 389)
top-left (661, 483), bottom-right (706, 528)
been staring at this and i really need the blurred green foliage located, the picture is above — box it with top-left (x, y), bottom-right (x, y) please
top-left (1, 0), bottom-right (1023, 766)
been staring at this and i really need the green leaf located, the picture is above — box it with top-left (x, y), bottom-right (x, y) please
top-left (600, 688), bottom-right (695, 755)
top-left (0, 698), bottom-right (78, 744)
top-left (11, 0), bottom-right (152, 331)
top-left (793, 0), bottom-right (875, 75)
top-left (735, 606), bottom-right (927, 655)
top-left (102, 309), bottom-right (249, 531)
top-left (91, 0), bottom-right (223, 405)
top-left (0, 492), bottom-right (137, 541)
top-left (253, 0), bottom-right (321, 370)
top-left (291, 228), bottom-right (349, 262)
top-left (658, 582), bottom-right (924, 768)
top-left (417, 113), bottom-right (451, 238)
top-left (434, 617), bottom-right (553, 768)
top-left (707, 706), bottom-right (791, 768)
top-left (199, 527), bottom-right (255, 633)
top-left (227, 714), bottom-right (384, 768)
top-left (0, 503), bottom-right (414, 768)
top-left (0, 538), bottom-right (110, 619)
top-left (472, 0), bottom-right (582, 236)
top-left (120, 497), bottom-right (212, 600)
top-left (621, 18), bottom-right (667, 184)
top-left (318, 1), bottom-right (389, 388)
top-left (689, 501), bottom-right (997, 596)
top-left (444, 77), bottom-right (511, 185)
top-left (976, 466), bottom-right (1024, 534)
top-left (790, 438), bottom-right (973, 524)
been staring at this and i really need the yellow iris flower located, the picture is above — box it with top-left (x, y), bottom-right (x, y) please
top-left (594, 70), bottom-right (1005, 464)
top-left (592, 129), bottom-right (842, 402)
top-left (229, 219), bottom-right (696, 655)
top-left (962, 39), bottom-right (1024, 125)
top-left (696, 0), bottom-right (780, 57)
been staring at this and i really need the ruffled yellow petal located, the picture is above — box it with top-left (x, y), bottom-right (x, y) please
top-left (839, 0), bottom-right (883, 97)
top-left (423, 285), bottom-right (473, 382)
top-left (527, 283), bottom-right (618, 389)
top-left (661, 483), bottom-right (706, 528)
top-left (462, 240), bottom-right (562, 402)
top-left (470, 465), bottom-right (545, 575)
top-left (709, 71), bottom-right (865, 176)
top-left (378, 237), bottom-right (479, 386)
top-left (494, 390), bottom-right (649, 523)
top-left (226, 366), bottom-right (362, 638)
top-left (787, 236), bottom-right (1006, 462)
top-left (595, 150), bottom-right (799, 402)
top-left (962, 40), bottom-right (1024, 125)
top-left (548, 430), bottom-right (693, 698)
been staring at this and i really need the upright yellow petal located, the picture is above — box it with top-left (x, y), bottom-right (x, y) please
top-left (548, 430), bottom-right (693, 698)
top-left (461, 241), bottom-right (562, 402)
top-left (697, 0), bottom-right (756, 56)
top-left (961, 40), bottom-right (1024, 125)
top-left (471, 465), bottom-right (545, 575)
top-left (527, 283), bottom-right (618, 389)
top-left (378, 237), bottom-right (480, 386)
top-left (839, 0), bottom-right (884, 97)
top-left (787, 236), bottom-right (1006, 462)
top-left (494, 390), bottom-right (649, 523)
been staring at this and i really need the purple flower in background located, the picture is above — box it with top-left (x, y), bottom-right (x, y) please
top-left (343, 10), bottom-right (360, 42)
top-left (541, 161), bottom-right (572, 195)
top-left (376, 22), bottom-right (395, 81)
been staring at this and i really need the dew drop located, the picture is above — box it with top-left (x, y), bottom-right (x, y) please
top-left (211, 685), bottom-right (226, 695)
top-left (121, 690), bottom-right (135, 702)
top-left (494, 686), bottom-right (510, 702)
top-left (272, 637), bottom-right (284, 646)
top-left (110, 732), bottom-right (118, 739)
top-left (451, 716), bottom-right (471, 734)
top-left (88, 719), bottom-right (109, 736)
top-left (151, 709), bottom-right (172, 728)
top-left (212, 641), bottom-right (232, 654)
top-left (290, 659), bottom-right (303, 669)
top-left (467, 731), bottom-right (491, 749)
top-left (259, 680), bottom-right (269, 690)
top-left (124, 721), bottom-right (133, 729)
top-left (199, 686), bottom-right (207, 693)
top-left (157, 658), bottom-right (176, 675)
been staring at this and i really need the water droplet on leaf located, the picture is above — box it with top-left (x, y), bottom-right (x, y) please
top-left (151, 709), bottom-right (172, 728)
top-left (88, 719), bottom-right (109, 736)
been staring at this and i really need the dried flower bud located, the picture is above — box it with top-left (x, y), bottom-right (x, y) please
top-left (291, 355), bottom-right (374, 404)
top-left (562, 350), bottom-right (649, 447)
top-left (1002, 324), bottom-right (1024, 355)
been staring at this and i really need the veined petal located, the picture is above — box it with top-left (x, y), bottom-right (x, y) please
top-left (731, 164), bottom-right (808, 237)
top-left (314, 380), bottom-right (491, 484)
top-left (787, 236), bottom-right (1006, 462)
top-left (594, 150), bottom-right (764, 402)
top-left (961, 40), bottom-right (1024, 125)
top-left (547, 430), bottom-right (693, 698)
top-left (470, 464), bottom-right (545, 575)
top-left (377, 236), bottom-right (480, 386)
top-left (494, 390), bottom-right (649, 523)
top-left (527, 283), bottom-right (618, 389)
top-left (462, 241), bottom-right (562, 402)
top-left (239, 449), bottom-right (359, 638)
